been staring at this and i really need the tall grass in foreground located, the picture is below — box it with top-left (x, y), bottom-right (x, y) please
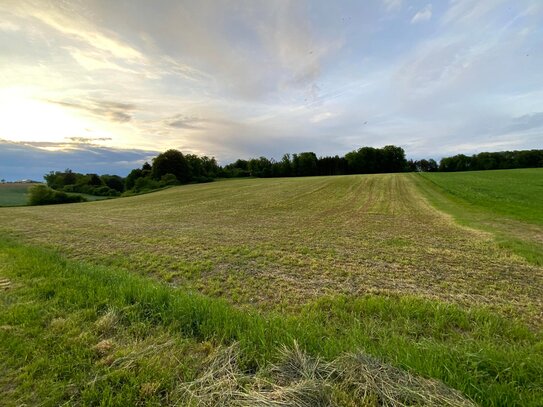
top-left (1, 238), bottom-right (542, 406)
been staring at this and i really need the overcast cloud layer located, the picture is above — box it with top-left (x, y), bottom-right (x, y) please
top-left (0, 0), bottom-right (542, 180)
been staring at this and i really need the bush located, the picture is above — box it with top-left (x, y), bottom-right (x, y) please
top-left (28, 185), bottom-right (87, 206)
top-left (133, 176), bottom-right (161, 192)
top-left (91, 186), bottom-right (120, 197)
top-left (160, 173), bottom-right (180, 186)
top-left (100, 174), bottom-right (125, 193)
top-left (193, 176), bottom-right (214, 184)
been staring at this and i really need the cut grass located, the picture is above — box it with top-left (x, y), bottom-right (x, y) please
top-left (1, 174), bottom-right (542, 326)
top-left (1, 238), bottom-right (542, 406)
top-left (175, 342), bottom-right (476, 406)
top-left (2, 172), bottom-right (542, 404)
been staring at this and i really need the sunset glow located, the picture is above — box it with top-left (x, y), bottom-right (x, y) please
top-left (1, 0), bottom-right (542, 180)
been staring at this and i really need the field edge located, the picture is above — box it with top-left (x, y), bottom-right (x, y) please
top-left (411, 172), bottom-right (543, 266)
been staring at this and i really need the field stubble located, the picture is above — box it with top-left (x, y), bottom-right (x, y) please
top-left (1, 174), bottom-right (542, 326)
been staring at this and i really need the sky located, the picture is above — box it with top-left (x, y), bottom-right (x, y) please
top-left (1, 0), bottom-right (542, 181)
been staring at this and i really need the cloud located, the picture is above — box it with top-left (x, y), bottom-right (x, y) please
top-left (167, 115), bottom-right (205, 130)
top-left (446, 138), bottom-right (525, 154)
top-left (1, 137), bottom-right (114, 150)
top-left (148, 1), bottom-right (342, 100)
top-left (47, 99), bottom-right (136, 123)
top-left (310, 111), bottom-right (336, 123)
top-left (411, 4), bottom-right (433, 24)
top-left (441, 0), bottom-right (505, 26)
top-left (0, 20), bottom-right (20, 32)
top-left (67, 137), bottom-right (113, 144)
top-left (383, 0), bottom-right (402, 12)
top-left (66, 48), bottom-right (138, 73)
top-left (1, 0), bottom-right (542, 175)
top-left (505, 112), bottom-right (543, 133)
top-left (393, 38), bottom-right (473, 101)
top-left (23, 2), bottom-right (145, 63)
top-left (3, 1), bottom-right (344, 102)
top-left (0, 139), bottom-right (157, 181)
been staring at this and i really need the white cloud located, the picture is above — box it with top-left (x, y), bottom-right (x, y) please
top-left (0, 20), bottom-right (20, 32)
top-left (411, 4), bottom-right (433, 24)
top-left (393, 37), bottom-right (486, 100)
top-left (26, 6), bottom-right (145, 63)
top-left (310, 111), bottom-right (336, 123)
top-left (441, 0), bottom-right (505, 25)
top-left (66, 48), bottom-right (137, 73)
top-left (0, 0), bottom-right (542, 169)
top-left (383, 0), bottom-right (403, 12)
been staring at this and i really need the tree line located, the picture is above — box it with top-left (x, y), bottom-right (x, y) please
top-left (438, 150), bottom-right (543, 172)
top-left (44, 171), bottom-right (125, 196)
top-left (35, 147), bottom-right (543, 204)
top-left (124, 145), bottom-right (410, 187)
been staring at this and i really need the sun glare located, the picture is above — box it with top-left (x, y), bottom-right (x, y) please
top-left (0, 88), bottom-right (99, 145)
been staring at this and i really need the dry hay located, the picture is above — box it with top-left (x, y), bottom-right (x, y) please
top-left (173, 342), bottom-right (477, 407)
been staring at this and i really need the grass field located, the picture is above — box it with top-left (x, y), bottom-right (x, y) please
top-left (1, 170), bottom-right (542, 405)
top-left (416, 169), bottom-right (543, 266)
top-left (0, 183), bottom-right (110, 207)
top-left (420, 169), bottom-right (543, 225)
top-left (0, 183), bottom-right (39, 206)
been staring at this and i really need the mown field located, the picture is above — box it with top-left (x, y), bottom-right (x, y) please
top-left (1, 170), bottom-right (542, 406)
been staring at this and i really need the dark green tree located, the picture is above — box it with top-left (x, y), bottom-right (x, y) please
top-left (100, 175), bottom-right (125, 192)
top-left (248, 157), bottom-right (273, 177)
top-left (152, 149), bottom-right (191, 183)
top-left (297, 152), bottom-right (318, 176)
top-left (381, 145), bottom-right (407, 172)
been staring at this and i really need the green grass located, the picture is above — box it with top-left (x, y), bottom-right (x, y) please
top-left (1, 238), bottom-right (542, 406)
top-left (0, 183), bottom-right (39, 206)
top-left (415, 169), bottom-right (543, 266)
top-left (419, 169), bottom-right (543, 225)
top-left (0, 183), bottom-right (110, 206)
top-left (1, 172), bottom-right (542, 405)
top-left (1, 174), bottom-right (542, 325)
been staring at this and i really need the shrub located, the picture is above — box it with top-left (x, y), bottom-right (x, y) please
top-left (28, 185), bottom-right (87, 206)
top-left (160, 173), bottom-right (180, 186)
top-left (91, 186), bottom-right (120, 197)
top-left (134, 176), bottom-right (161, 192)
top-left (193, 176), bottom-right (214, 184)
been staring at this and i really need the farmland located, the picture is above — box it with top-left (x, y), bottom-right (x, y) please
top-left (417, 169), bottom-right (543, 265)
top-left (0, 183), bottom-right (39, 206)
top-left (0, 182), bottom-right (111, 207)
top-left (1, 170), bottom-right (542, 405)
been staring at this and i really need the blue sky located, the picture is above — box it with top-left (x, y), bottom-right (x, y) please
top-left (0, 0), bottom-right (542, 180)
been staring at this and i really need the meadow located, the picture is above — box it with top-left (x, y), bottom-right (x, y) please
top-left (417, 169), bottom-right (543, 265)
top-left (0, 182), bottom-right (110, 207)
top-left (1, 170), bottom-right (542, 405)
top-left (421, 169), bottom-right (543, 225)
top-left (0, 183), bottom-right (38, 206)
